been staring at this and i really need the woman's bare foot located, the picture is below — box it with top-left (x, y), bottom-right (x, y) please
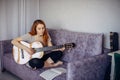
top-left (53, 61), bottom-right (63, 67)
top-left (32, 67), bottom-right (37, 70)
top-left (44, 61), bottom-right (63, 68)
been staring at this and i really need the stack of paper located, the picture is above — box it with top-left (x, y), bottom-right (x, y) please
top-left (40, 67), bottom-right (66, 80)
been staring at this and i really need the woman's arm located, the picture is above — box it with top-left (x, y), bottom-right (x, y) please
top-left (47, 41), bottom-right (65, 52)
top-left (11, 37), bottom-right (34, 55)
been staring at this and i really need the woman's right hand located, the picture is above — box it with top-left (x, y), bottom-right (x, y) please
top-left (26, 48), bottom-right (35, 55)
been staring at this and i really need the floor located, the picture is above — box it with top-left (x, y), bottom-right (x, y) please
top-left (0, 71), bottom-right (21, 80)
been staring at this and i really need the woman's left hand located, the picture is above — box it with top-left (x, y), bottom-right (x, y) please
top-left (59, 47), bottom-right (65, 52)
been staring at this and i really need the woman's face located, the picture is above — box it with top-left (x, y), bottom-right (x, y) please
top-left (36, 23), bottom-right (45, 36)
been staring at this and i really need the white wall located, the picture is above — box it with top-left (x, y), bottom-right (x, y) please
top-left (39, 0), bottom-right (120, 48)
top-left (0, 0), bottom-right (120, 48)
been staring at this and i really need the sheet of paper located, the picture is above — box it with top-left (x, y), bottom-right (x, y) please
top-left (39, 67), bottom-right (66, 80)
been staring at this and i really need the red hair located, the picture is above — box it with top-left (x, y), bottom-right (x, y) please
top-left (29, 20), bottom-right (49, 46)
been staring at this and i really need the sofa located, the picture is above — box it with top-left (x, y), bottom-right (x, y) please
top-left (0, 29), bottom-right (110, 80)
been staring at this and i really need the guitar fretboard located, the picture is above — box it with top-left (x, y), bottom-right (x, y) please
top-left (34, 45), bottom-right (64, 52)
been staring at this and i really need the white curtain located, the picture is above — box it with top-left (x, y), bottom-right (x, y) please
top-left (0, 0), bottom-right (40, 40)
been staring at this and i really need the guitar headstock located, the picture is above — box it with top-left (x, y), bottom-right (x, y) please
top-left (64, 43), bottom-right (75, 49)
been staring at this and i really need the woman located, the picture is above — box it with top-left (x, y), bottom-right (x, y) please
top-left (11, 19), bottom-right (65, 69)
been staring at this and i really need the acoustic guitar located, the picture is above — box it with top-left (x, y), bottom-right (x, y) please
top-left (13, 41), bottom-right (75, 64)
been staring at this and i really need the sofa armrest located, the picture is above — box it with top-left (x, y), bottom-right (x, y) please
top-left (0, 40), bottom-right (13, 54)
top-left (0, 41), bottom-right (3, 71)
top-left (0, 40), bottom-right (12, 71)
top-left (67, 53), bottom-right (111, 80)
top-left (103, 48), bottom-right (111, 54)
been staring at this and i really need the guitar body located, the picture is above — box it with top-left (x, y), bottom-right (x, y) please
top-left (13, 41), bottom-right (44, 64)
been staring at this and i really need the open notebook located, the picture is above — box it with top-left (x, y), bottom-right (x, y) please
top-left (39, 67), bottom-right (66, 80)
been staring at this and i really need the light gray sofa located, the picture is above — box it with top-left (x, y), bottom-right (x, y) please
top-left (0, 29), bottom-right (110, 80)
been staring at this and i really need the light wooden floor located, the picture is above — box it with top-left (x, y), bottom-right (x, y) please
top-left (0, 71), bottom-right (21, 80)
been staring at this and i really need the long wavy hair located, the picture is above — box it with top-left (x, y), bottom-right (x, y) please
top-left (29, 19), bottom-right (49, 46)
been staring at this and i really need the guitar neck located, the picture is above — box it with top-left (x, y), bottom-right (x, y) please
top-left (35, 45), bottom-right (64, 52)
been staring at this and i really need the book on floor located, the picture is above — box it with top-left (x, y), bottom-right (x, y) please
top-left (39, 67), bottom-right (66, 80)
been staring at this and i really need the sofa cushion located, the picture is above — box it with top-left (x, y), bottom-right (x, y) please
top-left (48, 29), bottom-right (103, 62)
